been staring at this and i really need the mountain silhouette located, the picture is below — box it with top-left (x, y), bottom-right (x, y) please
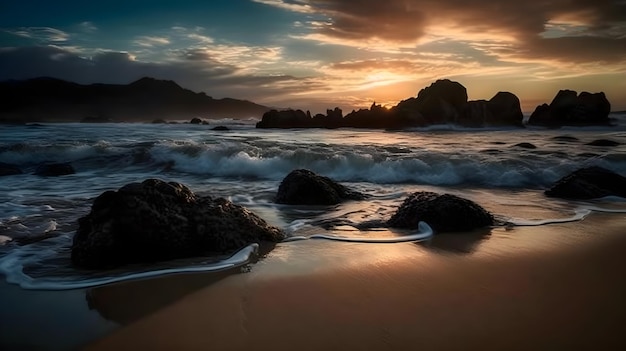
top-left (0, 77), bottom-right (270, 123)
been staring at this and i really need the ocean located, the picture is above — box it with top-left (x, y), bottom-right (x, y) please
top-left (1, 115), bottom-right (626, 290)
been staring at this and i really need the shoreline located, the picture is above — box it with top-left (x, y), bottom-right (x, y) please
top-left (87, 213), bottom-right (626, 350)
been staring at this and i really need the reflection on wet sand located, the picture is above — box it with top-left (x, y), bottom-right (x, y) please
top-left (419, 228), bottom-right (491, 254)
top-left (86, 266), bottom-right (243, 325)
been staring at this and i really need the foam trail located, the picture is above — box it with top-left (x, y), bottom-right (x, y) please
top-left (283, 221), bottom-right (434, 243)
top-left (507, 204), bottom-right (626, 227)
top-left (0, 244), bottom-right (258, 291)
top-left (506, 208), bottom-right (591, 226)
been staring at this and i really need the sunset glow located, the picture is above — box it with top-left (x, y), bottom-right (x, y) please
top-left (1, 0), bottom-right (625, 113)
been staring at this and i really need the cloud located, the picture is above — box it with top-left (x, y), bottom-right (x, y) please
top-left (5, 27), bottom-right (69, 42)
top-left (134, 36), bottom-right (171, 47)
top-left (79, 21), bottom-right (98, 33)
top-left (258, 0), bottom-right (626, 64)
top-left (251, 0), bottom-right (314, 13)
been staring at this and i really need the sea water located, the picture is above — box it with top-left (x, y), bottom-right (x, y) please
top-left (1, 115), bottom-right (626, 290)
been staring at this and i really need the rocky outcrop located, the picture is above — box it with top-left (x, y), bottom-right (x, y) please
top-left (275, 169), bottom-right (367, 205)
top-left (545, 167), bottom-right (626, 199)
top-left (211, 126), bottom-right (230, 131)
top-left (256, 109), bottom-right (313, 128)
top-left (257, 79), bottom-right (524, 129)
top-left (34, 162), bottom-right (75, 176)
top-left (528, 90), bottom-right (611, 126)
top-left (0, 162), bottom-right (22, 176)
top-left (464, 92), bottom-right (524, 127)
top-left (190, 117), bottom-right (202, 124)
top-left (71, 179), bottom-right (285, 269)
top-left (387, 192), bottom-right (494, 232)
top-left (395, 79), bottom-right (468, 125)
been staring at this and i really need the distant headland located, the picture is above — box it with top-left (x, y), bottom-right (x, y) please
top-left (0, 77), bottom-right (270, 123)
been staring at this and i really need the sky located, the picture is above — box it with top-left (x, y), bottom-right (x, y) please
top-left (1, 0), bottom-right (625, 113)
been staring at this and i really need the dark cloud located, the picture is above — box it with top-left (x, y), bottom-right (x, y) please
top-left (270, 0), bottom-right (626, 63)
top-left (0, 45), bottom-right (309, 101)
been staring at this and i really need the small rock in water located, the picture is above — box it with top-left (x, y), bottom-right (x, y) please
top-left (512, 142), bottom-right (537, 149)
top-left (586, 139), bottom-right (621, 147)
top-left (34, 163), bottom-right (75, 176)
top-left (387, 191), bottom-right (494, 233)
top-left (275, 169), bottom-right (367, 205)
top-left (545, 166), bottom-right (626, 199)
top-left (0, 162), bottom-right (22, 176)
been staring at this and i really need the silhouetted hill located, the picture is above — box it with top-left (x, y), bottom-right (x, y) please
top-left (0, 77), bottom-right (270, 123)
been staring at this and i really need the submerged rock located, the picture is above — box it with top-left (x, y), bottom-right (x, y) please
top-left (387, 191), bottom-right (494, 232)
top-left (512, 142), bottom-right (537, 149)
top-left (72, 179), bottom-right (285, 269)
top-left (211, 125), bottom-right (230, 131)
top-left (545, 167), bottom-right (626, 199)
top-left (34, 162), bottom-right (75, 176)
top-left (0, 162), bottom-right (22, 176)
top-left (586, 139), bottom-right (621, 147)
top-left (276, 169), bottom-right (367, 205)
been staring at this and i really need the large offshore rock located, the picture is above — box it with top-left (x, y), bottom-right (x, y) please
top-left (72, 179), bottom-right (285, 269)
top-left (276, 169), bottom-right (367, 205)
top-left (528, 90), bottom-right (611, 126)
top-left (387, 191), bottom-right (494, 232)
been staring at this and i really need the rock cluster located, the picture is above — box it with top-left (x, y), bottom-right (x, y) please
top-left (257, 79), bottom-right (524, 129)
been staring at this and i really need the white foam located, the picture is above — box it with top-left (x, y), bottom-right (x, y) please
top-left (284, 221), bottom-right (434, 243)
top-left (0, 244), bottom-right (258, 291)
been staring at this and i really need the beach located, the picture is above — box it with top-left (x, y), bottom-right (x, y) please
top-left (1, 121), bottom-right (625, 350)
top-left (85, 212), bottom-right (626, 351)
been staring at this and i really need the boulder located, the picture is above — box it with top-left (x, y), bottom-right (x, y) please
top-left (487, 92), bottom-right (524, 126)
top-left (528, 90), bottom-right (611, 126)
top-left (34, 162), bottom-right (75, 176)
top-left (71, 179), bottom-right (285, 269)
top-left (0, 162), bottom-right (22, 176)
top-left (545, 166), bottom-right (626, 199)
top-left (275, 169), bottom-right (367, 205)
top-left (395, 79), bottom-right (468, 125)
top-left (190, 117), bottom-right (202, 124)
top-left (211, 125), bottom-right (230, 131)
top-left (387, 191), bottom-right (494, 232)
top-left (256, 109), bottom-right (313, 128)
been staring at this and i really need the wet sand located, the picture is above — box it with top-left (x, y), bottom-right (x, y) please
top-left (87, 213), bottom-right (626, 351)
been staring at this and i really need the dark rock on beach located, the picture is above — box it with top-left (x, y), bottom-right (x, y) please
top-left (275, 169), bottom-right (367, 205)
top-left (34, 162), bottom-right (75, 176)
top-left (387, 191), bottom-right (494, 232)
top-left (528, 90), bottom-right (611, 127)
top-left (545, 167), bottom-right (626, 199)
top-left (71, 179), bottom-right (285, 269)
top-left (0, 162), bottom-right (22, 176)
